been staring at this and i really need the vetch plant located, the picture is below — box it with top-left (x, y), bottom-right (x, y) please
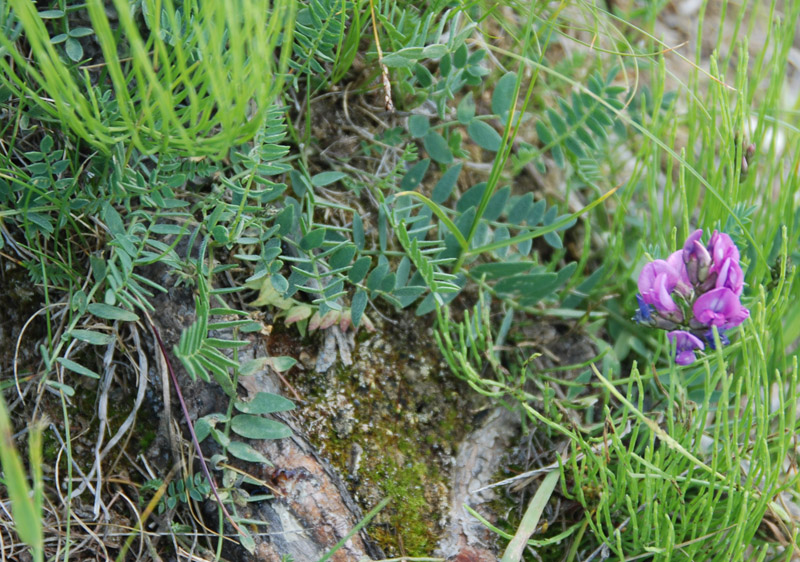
top-left (635, 229), bottom-right (749, 364)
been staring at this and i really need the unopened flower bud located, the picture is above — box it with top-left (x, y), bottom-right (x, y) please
top-left (740, 143), bottom-right (756, 180)
top-left (745, 143), bottom-right (756, 162)
top-left (684, 240), bottom-right (711, 286)
top-left (682, 230), bottom-right (709, 286)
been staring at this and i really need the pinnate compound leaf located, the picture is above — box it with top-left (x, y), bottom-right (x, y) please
top-left (231, 415), bottom-right (292, 440)
top-left (395, 222), bottom-right (457, 295)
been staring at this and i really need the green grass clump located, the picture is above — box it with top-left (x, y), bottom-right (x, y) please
top-left (0, 0), bottom-right (295, 156)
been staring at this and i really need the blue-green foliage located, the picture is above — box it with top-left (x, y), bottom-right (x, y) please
top-left (153, 473), bottom-right (211, 513)
top-left (516, 68), bottom-right (626, 178)
top-left (291, 0), bottom-right (350, 80)
top-left (0, 4), bottom-right (622, 384)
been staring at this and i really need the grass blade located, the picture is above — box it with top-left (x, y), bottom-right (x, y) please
top-left (500, 468), bottom-right (559, 562)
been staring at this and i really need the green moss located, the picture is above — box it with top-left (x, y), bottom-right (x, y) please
top-left (294, 326), bottom-right (485, 557)
top-left (315, 401), bottom-right (447, 555)
top-left (377, 453), bottom-right (436, 553)
top-left (138, 429), bottom-right (157, 450)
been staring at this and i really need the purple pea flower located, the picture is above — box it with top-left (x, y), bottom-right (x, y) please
top-left (693, 287), bottom-right (749, 329)
top-left (637, 257), bottom-right (690, 317)
top-left (635, 228), bottom-right (748, 366)
top-left (708, 231), bottom-right (740, 274)
top-left (668, 330), bottom-right (705, 365)
top-left (683, 229), bottom-right (704, 249)
top-left (683, 229), bottom-right (712, 286)
top-left (714, 257), bottom-right (744, 296)
top-left (666, 250), bottom-right (692, 296)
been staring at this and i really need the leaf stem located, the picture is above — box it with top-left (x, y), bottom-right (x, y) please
top-left (145, 313), bottom-right (244, 537)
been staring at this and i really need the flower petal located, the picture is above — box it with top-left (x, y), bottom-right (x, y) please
top-left (639, 259), bottom-right (684, 307)
top-left (708, 231), bottom-right (740, 271)
top-left (683, 229), bottom-right (704, 253)
top-left (693, 287), bottom-right (748, 328)
top-left (715, 258), bottom-right (744, 296)
top-left (668, 330), bottom-right (705, 365)
top-left (654, 272), bottom-right (679, 313)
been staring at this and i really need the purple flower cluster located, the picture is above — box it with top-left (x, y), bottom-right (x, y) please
top-left (635, 229), bottom-right (749, 365)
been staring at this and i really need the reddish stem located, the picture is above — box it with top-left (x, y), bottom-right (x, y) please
top-left (149, 321), bottom-right (243, 537)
